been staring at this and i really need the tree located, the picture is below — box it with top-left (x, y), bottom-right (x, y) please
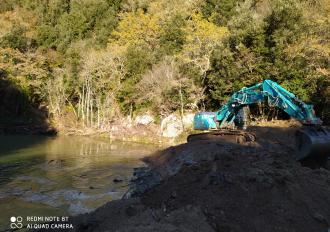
top-left (109, 9), bottom-right (161, 50)
top-left (159, 14), bottom-right (186, 55)
top-left (0, 24), bottom-right (32, 52)
top-left (136, 58), bottom-right (203, 115)
top-left (76, 49), bottom-right (125, 128)
top-left (116, 46), bottom-right (154, 113)
top-left (181, 13), bottom-right (228, 75)
top-left (201, 0), bottom-right (241, 26)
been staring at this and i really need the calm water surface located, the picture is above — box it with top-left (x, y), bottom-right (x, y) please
top-left (0, 135), bottom-right (160, 230)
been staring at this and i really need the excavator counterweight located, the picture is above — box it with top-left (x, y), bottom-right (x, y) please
top-left (296, 127), bottom-right (330, 162)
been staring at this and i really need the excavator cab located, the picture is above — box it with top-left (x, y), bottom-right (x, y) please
top-left (193, 112), bottom-right (217, 130)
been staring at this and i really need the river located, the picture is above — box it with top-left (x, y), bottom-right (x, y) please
top-left (0, 135), bottom-right (160, 231)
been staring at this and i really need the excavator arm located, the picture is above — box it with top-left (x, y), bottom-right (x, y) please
top-left (215, 80), bottom-right (321, 128)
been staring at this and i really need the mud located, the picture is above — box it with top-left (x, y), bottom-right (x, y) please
top-left (66, 124), bottom-right (330, 232)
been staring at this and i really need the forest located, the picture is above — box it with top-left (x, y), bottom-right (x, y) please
top-left (0, 0), bottom-right (329, 131)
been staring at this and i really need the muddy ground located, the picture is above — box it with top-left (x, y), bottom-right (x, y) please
top-left (67, 123), bottom-right (330, 232)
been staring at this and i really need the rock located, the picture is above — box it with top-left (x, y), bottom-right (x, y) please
top-left (124, 169), bottom-right (162, 198)
top-left (182, 113), bottom-right (195, 128)
top-left (170, 191), bottom-right (177, 199)
top-left (313, 213), bottom-right (326, 223)
top-left (133, 167), bottom-right (151, 177)
top-left (160, 114), bottom-right (183, 138)
top-left (122, 116), bottom-right (133, 128)
top-left (113, 178), bottom-right (124, 183)
top-left (135, 114), bottom-right (154, 125)
top-left (110, 125), bottom-right (119, 132)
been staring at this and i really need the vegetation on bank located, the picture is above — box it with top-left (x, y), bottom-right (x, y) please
top-left (0, 0), bottom-right (329, 130)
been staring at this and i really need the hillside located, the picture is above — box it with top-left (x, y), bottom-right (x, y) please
top-left (0, 0), bottom-right (329, 133)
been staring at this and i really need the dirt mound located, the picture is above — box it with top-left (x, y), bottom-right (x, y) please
top-left (71, 126), bottom-right (330, 232)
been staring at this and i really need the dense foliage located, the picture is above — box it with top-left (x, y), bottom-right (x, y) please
top-left (0, 0), bottom-right (329, 129)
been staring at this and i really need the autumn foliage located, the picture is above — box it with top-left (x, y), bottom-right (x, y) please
top-left (0, 0), bottom-right (329, 128)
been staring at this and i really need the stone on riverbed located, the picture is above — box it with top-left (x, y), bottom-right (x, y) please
top-left (113, 178), bottom-right (124, 183)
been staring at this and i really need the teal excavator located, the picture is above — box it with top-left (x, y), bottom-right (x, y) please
top-left (188, 80), bottom-right (330, 164)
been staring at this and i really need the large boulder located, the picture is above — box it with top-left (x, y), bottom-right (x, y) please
top-left (182, 113), bottom-right (195, 129)
top-left (135, 114), bottom-right (154, 125)
top-left (161, 114), bottom-right (183, 138)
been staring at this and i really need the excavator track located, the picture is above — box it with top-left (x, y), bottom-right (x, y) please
top-left (187, 130), bottom-right (256, 144)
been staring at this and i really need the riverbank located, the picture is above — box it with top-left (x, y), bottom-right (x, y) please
top-left (0, 113), bottom-right (304, 146)
top-left (56, 124), bottom-right (330, 232)
top-left (56, 122), bottom-right (187, 145)
top-left (53, 112), bottom-right (196, 145)
top-left (0, 114), bottom-right (190, 146)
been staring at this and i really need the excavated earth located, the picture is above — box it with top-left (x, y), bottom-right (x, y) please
top-left (65, 125), bottom-right (330, 232)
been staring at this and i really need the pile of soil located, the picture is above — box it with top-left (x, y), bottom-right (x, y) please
top-left (70, 125), bottom-right (330, 232)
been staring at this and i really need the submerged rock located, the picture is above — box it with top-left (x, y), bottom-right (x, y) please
top-left (113, 178), bottom-right (124, 183)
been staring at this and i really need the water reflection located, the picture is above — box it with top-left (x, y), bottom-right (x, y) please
top-left (0, 136), bottom-right (159, 230)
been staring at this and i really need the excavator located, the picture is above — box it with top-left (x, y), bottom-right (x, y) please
top-left (188, 80), bottom-right (330, 164)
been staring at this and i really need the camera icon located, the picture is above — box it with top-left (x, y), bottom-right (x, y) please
top-left (10, 216), bottom-right (23, 229)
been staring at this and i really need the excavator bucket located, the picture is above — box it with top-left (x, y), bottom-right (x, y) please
top-left (295, 127), bottom-right (330, 162)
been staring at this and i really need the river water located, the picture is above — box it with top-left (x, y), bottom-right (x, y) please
top-left (0, 135), bottom-right (160, 230)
